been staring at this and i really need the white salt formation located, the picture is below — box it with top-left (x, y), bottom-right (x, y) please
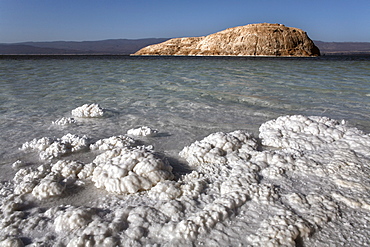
top-left (21, 133), bottom-right (90, 160)
top-left (179, 130), bottom-right (257, 166)
top-left (127, 126), bottom-right (158, 136)
top-left (71, 103), bottom-right (105, 118)
top-left (13, 160), bottom-right (86, 200)
top-left (89, 135), bottom-right (135, 151)
top-left (52, 117), bottom-right (77, 125)
top-left (92, 147), bottom-right (174, 194)
top-left (2, 115), bottom-right (370, 246)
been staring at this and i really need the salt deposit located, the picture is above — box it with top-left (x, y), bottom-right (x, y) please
top-left (21, 134), bottom-right (90, 160)
top-left (127, 126), bottom-right (159, 137)
top-left (71, 103), bottom-right (105, 118)
top-left (52, 117), bottom-right (77, 125)
top-left (91, 146), bottom-right (174, 194)
top-left (89, 135), bottom-right (135, 151)
top-left (1, 114), bottom-right (370, 246)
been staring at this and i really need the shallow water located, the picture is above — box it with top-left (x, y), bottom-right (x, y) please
top-left (0, 55), bottom-right (369, 246)
top-left (1, 55), bottom-right (369, 157)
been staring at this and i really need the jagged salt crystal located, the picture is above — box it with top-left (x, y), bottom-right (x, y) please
top-left (12, 160), bottom-right (23, 169)
top-left (52, 117), bottom-right (77, 125)
top-left (71, 103), bottom-right (105, 118)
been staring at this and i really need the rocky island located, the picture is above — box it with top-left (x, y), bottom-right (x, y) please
top-left (133, 23), bottom-right (320, 57)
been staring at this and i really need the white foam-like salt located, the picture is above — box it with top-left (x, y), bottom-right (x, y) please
top-left (89, 135), bottom-right (135, 151)
top-left (2, 114), bottom-right (370, 246)
top-left (52, 117), bottom-right (77, 125)
top-left (31, 173), bottom-right (66, 200)
top-left (21, 133), bottom-right (90, 160)
top-left (92, 146), bottom-right (174, 194)
top-left (127, 126), bottom-right (158, 136)
top-left (71, 103), bottom-right (105, 118)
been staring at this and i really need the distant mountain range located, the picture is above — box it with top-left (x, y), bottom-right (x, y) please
top-left (0, 38), bottom-right (168, 55)
top-left (0, 38), bottom-right (369, 55)
top-left (314, 41), bottom-right (370, 55)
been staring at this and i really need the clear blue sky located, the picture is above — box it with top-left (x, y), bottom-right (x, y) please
top-left (1, 0), bottom-right (369, 43)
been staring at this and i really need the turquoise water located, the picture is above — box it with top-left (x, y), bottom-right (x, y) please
top-left (1, 56), bottom-right (370, 162)
top-left (0, 55), bottom-right (370, 246)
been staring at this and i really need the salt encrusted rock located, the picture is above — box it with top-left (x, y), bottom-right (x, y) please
top-left (134, 23), bottom-right (320, 57)
top-left (92, 147), bottom-right (174, 194)
top-left (51, 205), bottom-right (125, 246)
top-left (0, 237), bottom-right (24, 247)
top-left (20, 133), bottom-right (90, 160)
top-left (13, 165), bottom-right (51, 195)
top-left (51, 160), bottom-right (84, 179)
top-left (3, 115), bottom-right (370, 246)
top-left (54, 207), bottom-right (95, 233)
top-left (32, 173), bottom-right (65, 200)
top-left (71, 103), bottom-right (105, 118)
top-left (90, 135), bottom-right (135, 151)
top-left (148, 181), bottom-right (182, 200)
top-left (60, 133), bottom-right (90, 152)
top-left (127, 126), bottom-right (158, 137)
top-left (77, 163), bottom-right (96, 180)
top-left (248, 213), bottom-right (312, 246)
top-left (179, 130), bottom-right (257, 166)
top-left (284, 192), bottom-right (339, 226)
top-left (13, 160), bottom-right (88, 200)
top-left (13, 164), bottom-right (67, 200)
top-left (11, 160), bottom-right (23, 169)
top-left (52, 117), bottom-right (77, 125)
top-left (259, 115), bottom-right (348, 150)
top-left (21, 137), bottom-right (54, 152)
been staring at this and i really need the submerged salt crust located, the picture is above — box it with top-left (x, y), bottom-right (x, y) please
top-left (1, 111), bottom-right (370, 246)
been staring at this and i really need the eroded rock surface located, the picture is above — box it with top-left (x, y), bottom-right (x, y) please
top-left (134, 23), bottom-right (320, 57)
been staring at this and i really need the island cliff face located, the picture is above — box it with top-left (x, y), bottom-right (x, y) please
top-left (134, 23), bottom-right (320, 57)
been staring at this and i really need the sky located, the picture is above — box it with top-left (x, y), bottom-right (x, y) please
top-left (1, 0), bottom-right (369, 43)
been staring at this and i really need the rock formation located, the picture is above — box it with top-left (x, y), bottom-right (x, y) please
top-left (134, 23), bottom-right (320, 57)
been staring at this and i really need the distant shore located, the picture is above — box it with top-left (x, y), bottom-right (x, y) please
top-left (1, 39), bottom-right (369, 56)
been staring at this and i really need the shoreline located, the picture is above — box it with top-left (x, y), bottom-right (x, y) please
top-left (1, 54), bottom-right (369, 61)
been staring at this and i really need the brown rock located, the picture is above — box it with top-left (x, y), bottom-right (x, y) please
top-left (133, 23), bottom-right (320, 57)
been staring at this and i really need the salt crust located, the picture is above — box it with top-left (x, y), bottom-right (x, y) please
top-left (89, 135), bottom-right (135, 151)
top-left (13, 160), bottom-right (85, 200)
top-left (127, 126), bottom-right (158, 137)
top-left (52, 117), bottom-right (77, 125)
top-left (71, 103), bottom-right (105, 118)
top-left (92, 146), bottom-right (174, 194)
top-left (2, 115), bottom-right (370, 246)
top-left (21, 133), bottom-right (90, 160)
top-left (0, 237), bottom-right (24, 247)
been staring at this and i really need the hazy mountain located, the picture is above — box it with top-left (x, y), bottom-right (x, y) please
top-left (314, 41), bottom-right (370, 55)
top-left (0, 38), bottom-right (369, 55)
top-left (0, 38), bottom-right (169, 55)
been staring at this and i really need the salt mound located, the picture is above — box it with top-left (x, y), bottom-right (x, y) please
top-left (92, 147), bottom-right (174, 194)
top-left (52, 117), bottom-right (77, 125)
top-left (13, 160), bottom-right (87, 200)
top-left (3, 115), bottom-right (370, 246)
top-left (21, 134), bottom-right (90, 160)
top-left (179, 130), bottom-right (257, 166)
top-left (71, 103), bottom-right (105, 118)
top-left (259, 115), bottom-right (349, 150)
top-left (127, 126), bottom-right (158, 137)
top-left (90, 135), bottom-right (135, 151)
